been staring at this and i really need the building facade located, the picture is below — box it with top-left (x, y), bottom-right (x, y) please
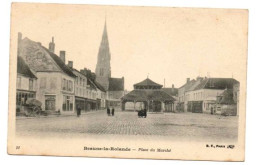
top-left (178, 77), bottom-right (239, 114)
top-left (17, 33), bottom-right (76, 114)
top-left (16, 56), bottom-right (38, 114)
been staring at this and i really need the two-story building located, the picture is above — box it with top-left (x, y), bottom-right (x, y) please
top-left (184, 77), bottom-right (239, 113)
top-left (17, 33), bottom-right (76, 114)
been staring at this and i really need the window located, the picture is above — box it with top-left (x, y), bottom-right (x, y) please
top-left (29, 79), bottom-right (33, 91)
top-left (62, 78), bottom-right (66, 90)
top-left (17, 77), bottom-right (21, 89)
top-left (62, 95), bottom-right (73, 111)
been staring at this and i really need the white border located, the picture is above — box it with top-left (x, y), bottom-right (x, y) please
top-left (1, 0), bottom-right (259, 165)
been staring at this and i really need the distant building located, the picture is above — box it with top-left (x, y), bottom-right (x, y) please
top-left (179, 77), bottom-right (239, 114)
top-left (95, 20), bottom-right (125, 109)
top-left (68, 61), bottom-right (96, 112)
top-left (17, 33), bottom-right (76, 114)
top-left (162, 84), bottom-right (178, 112)
top-left (177, 78), bottom-right (196, 112)
top-left (121, 78), bottom-right (175, 112)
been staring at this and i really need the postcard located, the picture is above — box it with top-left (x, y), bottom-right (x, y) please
top-left (8, 3), bottom-right (248, 161)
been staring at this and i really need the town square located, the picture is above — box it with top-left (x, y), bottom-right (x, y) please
top-left (14, 5), bottom-right (242, 144)
top-left (16, 111), bottom-right (238, 142)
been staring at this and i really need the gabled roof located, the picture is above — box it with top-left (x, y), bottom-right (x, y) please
top-left (121, 89), bottom-right (175, 102)
top-left (161, 88), bottom-right (178, 96)
top-left (134, 78), bottom-right (162, 88)
top-left (87, 79), bottom-right (97, 90)
top-left (219, 89), bottom-right (235, 104)
top-left (108, 77), bottom-right (124, 91)
top-left (17, 56), bottom-right (37, 79)
top-left (42, 47), bottom-right (76, 78)
top-left (194, 78), bottom-right (239, 90)
top-left (179, 79), bottom-right (196, 89)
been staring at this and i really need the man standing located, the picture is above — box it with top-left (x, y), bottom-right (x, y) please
top-left (77, 105), bottom-right (81, 117)
top-left (111, 107), bottom-right (115, 116)
top-left (107, 107), bottom-right (110, 116)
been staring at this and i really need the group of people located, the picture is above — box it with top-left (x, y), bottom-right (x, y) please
top-left (107, 107), bottom-right (115, 116)
top-left (76, 105), bottom-right (115, 117)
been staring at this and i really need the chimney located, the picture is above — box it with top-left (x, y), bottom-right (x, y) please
top-left (18, 32), bottom-right (22, 44)
top-left (172, 84), bottom-right (175, 93)
top-left (186, 78), bottom-right (190, 83)
top-left (17, 32), bottom-right (22, 56)
top-left (68, 61), bottom-right (73, 68)
top-left (49, 37), bottom-right (55, 53)
top-left (59, 51), bottom-right (66, 63)
top-left (196, 76), bottom-right (203, 81)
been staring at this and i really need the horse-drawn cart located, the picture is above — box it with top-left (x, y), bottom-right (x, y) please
top-left (24, 98), bottom-right (43, 117)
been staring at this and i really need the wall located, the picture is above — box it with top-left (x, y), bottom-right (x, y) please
top-left (17, 74), bottom-right (37, 91)
top-left (35, 72), bottom-right (75, 113)
top-left (107, 90), bottom-right (124, 100)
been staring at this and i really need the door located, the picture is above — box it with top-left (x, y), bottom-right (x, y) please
top-left (45, 96), bottom-right (56, 111)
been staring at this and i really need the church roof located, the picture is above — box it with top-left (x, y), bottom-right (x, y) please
top-left (134, 78), bottom-right (163, 88)
top-left (108, 77), bottom-right (124, 91)
top-left (17, 56), bottom-right (37, 79)
top-left (121, 89), bottom-right (175, 102)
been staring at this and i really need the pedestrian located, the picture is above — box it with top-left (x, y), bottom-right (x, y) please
top-left (107, 107), bottom-right (110, 116)
top-left (111, 107), bottom-right (115, 116)
top-left (210, 106), bottom-right (213, 115)
top-left (77, 105), bottom-right (81, 117)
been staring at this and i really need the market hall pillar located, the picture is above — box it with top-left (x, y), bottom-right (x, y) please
top-left (161, 101), bottom-right (165, 112)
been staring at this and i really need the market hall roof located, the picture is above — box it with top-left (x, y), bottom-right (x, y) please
top-left (121, 89), bottom-right (175, 102)
top-left (134, 78), bottom-right (163, 89)
top-left (17, 56), bottom-right (37, 79)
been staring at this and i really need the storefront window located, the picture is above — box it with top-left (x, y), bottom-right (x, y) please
top-left (62, 95), bottom-right (73, 111)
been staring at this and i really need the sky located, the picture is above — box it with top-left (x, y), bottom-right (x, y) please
top-left (11, 3), bottom-right (248, 90)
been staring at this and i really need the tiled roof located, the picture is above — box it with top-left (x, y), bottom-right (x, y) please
top-left (219, 89), bottom-right (235, 104)
top-left (108, 77), bottom-right (124, 91)
top-left (93, 80), bottom-right (106, 92)
top-left (194, 78), bottom-right (239, 90)
top-left (87, 79), bottom-right (97, 90)
top-left (41, 47), bottom-right (76, 78)
top-left (161, 88), bottom-right (178, 96)
top-left (121, 89), bottom-right (175, 102)
top-left (179, 79), bottom-right (196, 89)
top-left (17, 56), bottom-right (37, 79)
top-left (134, 78), bottom-right (163, 88)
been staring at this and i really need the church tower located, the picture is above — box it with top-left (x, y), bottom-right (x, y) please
top-left (95, 20), bottom-right (111, 90)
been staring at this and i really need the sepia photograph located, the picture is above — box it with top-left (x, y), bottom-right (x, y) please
top-left (8, 2), bottom-right (248, 161)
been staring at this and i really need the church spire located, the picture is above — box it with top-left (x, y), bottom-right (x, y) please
top-left (95, 19), bottom-right (112, 90)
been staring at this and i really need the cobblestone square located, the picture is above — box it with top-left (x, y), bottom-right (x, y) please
top-left (16, 111), bottom-right (238, 142)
